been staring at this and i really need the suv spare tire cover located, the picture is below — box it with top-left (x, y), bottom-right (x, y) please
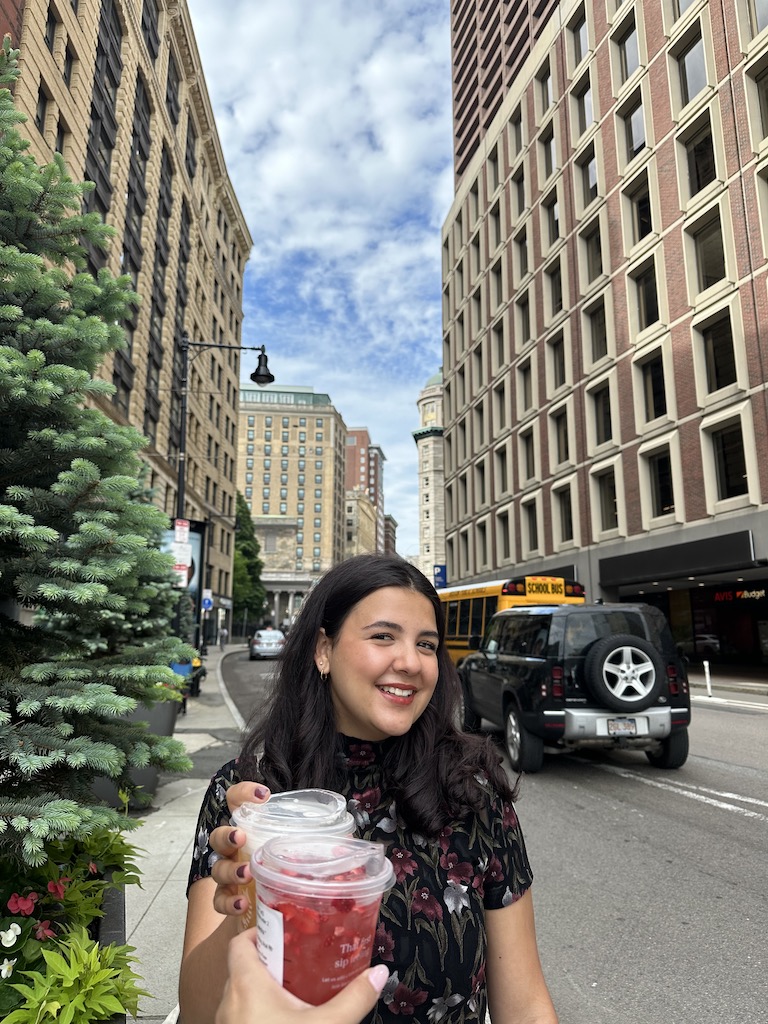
top-left (583, 633), bottom-right (665, 712)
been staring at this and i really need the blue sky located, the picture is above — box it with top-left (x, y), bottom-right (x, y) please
top-left (186, 0), bottom-right (453, 557)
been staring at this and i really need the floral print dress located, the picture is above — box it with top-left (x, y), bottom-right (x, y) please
top-left (188, 736), bottom-right (533, 1023)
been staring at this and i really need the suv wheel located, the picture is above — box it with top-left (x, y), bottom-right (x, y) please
top-left (584, 634), bottom-right (665, 712)
top-left (645, 727), bottom-right (689, 769)
top-left (505, 704), bottom-right (544, 773)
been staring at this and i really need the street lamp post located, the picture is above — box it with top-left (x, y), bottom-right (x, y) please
top-left (176, 330), bottom-right (274, 522)
top-left (173, 331), bottom-right (274, 638)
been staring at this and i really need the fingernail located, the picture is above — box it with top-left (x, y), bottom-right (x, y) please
top-left (236, 864), bottom-right (247, 879)
top-left (228, 830), bottom-right (238, 844)
top-left (367, 964), bottom-right (389, 993)
top-left (234, 898), bottom-right (244, 912)
top-left (254, 784), bottom-right (269, 799)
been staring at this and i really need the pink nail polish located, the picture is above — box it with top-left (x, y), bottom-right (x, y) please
top-left (254, 784), bottom-right (269, 799)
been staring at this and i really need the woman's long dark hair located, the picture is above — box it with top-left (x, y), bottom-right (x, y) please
top-left (240, 554), bottom-right (516, 835)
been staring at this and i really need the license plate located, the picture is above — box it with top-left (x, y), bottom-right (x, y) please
top-left (608, 718), bottom-right (637, 736)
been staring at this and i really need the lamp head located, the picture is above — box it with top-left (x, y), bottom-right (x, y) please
top-left (250, 345), bottom-right (274, 387)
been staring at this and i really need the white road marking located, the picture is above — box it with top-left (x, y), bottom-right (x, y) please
top-left (597, 764), bottom-right (768, 823)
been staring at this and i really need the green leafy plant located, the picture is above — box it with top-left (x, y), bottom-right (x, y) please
top-left (0, 829), bottom-right (145, 1019)
top-left (3, 926), bottom-right (148, 1024)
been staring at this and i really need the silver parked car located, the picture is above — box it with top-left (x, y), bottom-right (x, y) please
top-left (249, 628), bottom-right (285, 660)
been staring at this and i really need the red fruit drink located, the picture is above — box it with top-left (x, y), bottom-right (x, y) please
top-left (252, 836), bottom-right (395, 1005)
top-left (230, 789), bottom-right (354, 931)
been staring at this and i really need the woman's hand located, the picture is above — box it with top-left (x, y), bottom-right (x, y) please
top-left (209, 781), bottom-right (270, 918)
top-left (215, 930), bottom-right (389, 1024)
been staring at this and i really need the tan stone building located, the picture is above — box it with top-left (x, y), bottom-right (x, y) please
top-left (10, 0), bottom-right (251, 640)
top-left (442, 0), bottom-right (768, 661)
top-left (412, 370), bottom-right (445, 586)
top-left (344, 428), bottom-right (387, 553)
top-left (344, 487), bottom-right (378, 558)
top-left (238, 384), bottom-right (347, 627)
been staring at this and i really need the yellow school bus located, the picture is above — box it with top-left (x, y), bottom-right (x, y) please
top-left (439, 575), bottom-right (586, 664)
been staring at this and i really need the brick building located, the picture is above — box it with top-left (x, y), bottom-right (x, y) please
top-left (9, 0), bottom-right (251, 637)
top-left (442, 0), bottom-right (768, 662)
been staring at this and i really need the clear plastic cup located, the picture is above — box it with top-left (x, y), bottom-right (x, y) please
top-left (230, 789), bottom-right (355, 930)
top-left (251, 835), bottom-right (395, 1005)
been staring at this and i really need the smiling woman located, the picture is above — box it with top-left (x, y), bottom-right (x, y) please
top-left (178, 554), bottom-right (558, 1024)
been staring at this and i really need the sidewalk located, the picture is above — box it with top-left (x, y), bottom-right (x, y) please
top-left (125, 643), bottom-right (243, 1023)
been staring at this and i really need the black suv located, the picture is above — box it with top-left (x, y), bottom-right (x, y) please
top-left (459, 602), bottom-right (691, 772)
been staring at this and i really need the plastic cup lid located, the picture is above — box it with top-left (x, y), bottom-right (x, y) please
top-left (231, 788), bottom-right (351, 838)
top-left (251, 835), bottom-right (395, 900)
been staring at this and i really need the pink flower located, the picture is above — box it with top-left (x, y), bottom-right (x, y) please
top-left (354, 787), bottom-right (381, 814)
top-left (439, 851), bottom-right (474, 885)
top-left (412, 886), bottom-right (443, 922)
top-left (34, 920), bottom-right (56, 940)
top-left (345, 743), bottom-right (377, 767)
top-left (437, 826), bottom-right (453, 852)
top-left (389, 847), bottom-right (418, 883)
top-left (374, 923), bottom-right (395, 962)
top-left (47, 878), bottom-right (70, 900)
top-left (388, 982), bottom-right (428, 1015)
top-left (502, 802), bottom-right (519, 829)
top-left (484, 855), bottom-right (504, 883)
top-left (7, 892), bottom-right (39, 916)
top-left (87, 861), bottom-right (98, 875)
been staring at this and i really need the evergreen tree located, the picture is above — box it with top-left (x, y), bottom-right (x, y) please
top-left (0, 38), bottom-right (191, 867)
top-left (232, 491), bottom-right (266, 635)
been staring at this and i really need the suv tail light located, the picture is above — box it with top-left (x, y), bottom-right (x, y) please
top-left (666, 664), bottom-right (679, 695)
top-left (550, 665), bottom-right (564, 699)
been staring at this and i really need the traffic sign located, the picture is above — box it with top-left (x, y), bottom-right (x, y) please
top-left (201, 588), bottom-right (213, 611)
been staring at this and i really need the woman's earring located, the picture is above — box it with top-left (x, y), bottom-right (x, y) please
top-left (319, 665), bottom-right (329, 682)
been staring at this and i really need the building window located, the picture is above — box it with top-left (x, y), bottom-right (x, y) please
top-left (572, 8), bottom-right (589, 66)
top-left (633, 260), bottom-right (660, 330)
top-left (755, 65), bottom-right (768, 138)
top-left (692, 213), bottom-right (726, 291)
top-left (685, 117), bottom-right (716, 196)
top-left (517, 291), bottom-right (531, 345)
top-left (627, 173), bottom-right (653, 244)
top-left (617, 18), bottom-right (640, 84)
top-left (521, 429), bottom-right (535, 480)
top-left (553, 407), bottom-right (569, 464)
top-left (748, 0), bottom-right (768, 35)
top-left (546, 260), bottom-right (563, 316)
top-left (509, 107), bottom-right (523, 156)
top-left (642, 353), bottom-right (667, 421)
top-left (550, 332), bottom-right (566, 389)
top-left (678, 33), bottom-right (707, 107)
top-left (674, 0), bottom-right (697, 19)
top-left (515, 228), bottom-right (528, 279)
top-left (541, 122), bottom-right (556, 179)
top-left (524, 501), bottom-right (539, 552)
top-left (583, 221), bottom-right (603, 283)
top-left (45, 6), bottom-right (58, 51)
top-left (35, 84), bottom-right (48, 134)
top-left (649, 447), bottom-right (675, 516)
top-left (63, 44), bottom-right (75, 87)
top-left (593, 383), bottom-right (612, 444)
top-left (489, 203), bottom-right (502, 249)
top-left (623, 93), bottom-right (645, 161)
top-left (519, 359), bottom-right (533, 411)
top-left (574, 76), bottom-right (593, 138)
top-left (702, 314), bottom-right (737, 392)
top-left (588, 299), bottom-right (608, 361)
top-left (543, 190), bottom-right (559, 246)
top-left (578, 145), bottom-right (598, 206)
top-left (539, 62), bottom-right (553, 112)
top-left (556, 487), bottom-right (574, 543)
top-left (597, 469), bottom-right (619, 530)
top-left (513, 166), bottom-right (525, 217)
top-left (488, 146), bottom-right (499, 192)
top-left (711, 422), bottom-right (748, 499)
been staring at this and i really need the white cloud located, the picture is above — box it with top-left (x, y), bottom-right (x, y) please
top-left (187, 0), bottom-right (452, 556)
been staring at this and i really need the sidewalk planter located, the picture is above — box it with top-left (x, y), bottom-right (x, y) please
top-left (92, 698), bottom-right (179, 809)
top-left (99, 879), bottom-right (127, 1024)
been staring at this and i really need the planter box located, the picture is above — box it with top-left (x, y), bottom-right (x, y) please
top-left (92, 699), bottom-right (179, 808)
top-left (99, 880), bottom-right (127, 1024)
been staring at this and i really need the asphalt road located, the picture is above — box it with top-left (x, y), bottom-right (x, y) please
top-left (224, 652), bottom-right (768, 1024)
